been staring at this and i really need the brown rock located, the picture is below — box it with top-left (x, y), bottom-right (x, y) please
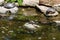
top-left (39, 0), bottom-right (60, 6)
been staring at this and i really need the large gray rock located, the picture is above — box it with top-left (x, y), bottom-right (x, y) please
top-left (22, 0), bottom-right (39, 6)
top-left (35, 4), bottom-right (59, 17)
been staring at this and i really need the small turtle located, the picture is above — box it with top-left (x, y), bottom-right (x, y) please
top-left (46, 8), bottom-right (58, 17)
top-left (0, 3), bottom-right (18, 20)
top-left (4, 3), bottom-right (15, 9)
top-left (3, 3), bottom-right (18, 13)
top-left (35, 4), bottom-right (58, 17)
top-left (0, 3), bottom-right (18, 14)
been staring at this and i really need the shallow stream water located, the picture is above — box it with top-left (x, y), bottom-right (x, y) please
top-left (0, 7), bottom-right (60, 40)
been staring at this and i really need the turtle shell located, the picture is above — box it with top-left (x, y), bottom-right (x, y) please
top-left (46, 8), bottom-right (56, 14)
top-left (45, 8), bottom-right (56, 17)
top-left (4, 3), bottom-right (15, 9)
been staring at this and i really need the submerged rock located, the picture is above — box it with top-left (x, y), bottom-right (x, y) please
top-left (2, 35), bottom-right (11, 40)
top-left (0, 6), bottom-right (8, 14)
top-left (7, 15), bottom-right (15, 20)
top-left (1, 31), bottom-right (5, 33)
top-left (24, 21), bottom-right (40, 30)
top-left (38, 37), bottom-right (42, 40)
top-left (54, 21), bottom-right (60, 24)
top-left (8, 30), bottom-right (14, 33)
top-left (52, 37), bottom-right (56, 40)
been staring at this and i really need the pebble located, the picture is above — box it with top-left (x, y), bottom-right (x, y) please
top-left (22, 9), bottom-right (25, 12)
top-left (19, 26), bottom-right (21, 28)
top-left (1, 27), bottom-right (8, 31)
top-left (2, 27), bottom-right (6, 29)
top-left (38, 37), bottom-right (42, 40)
top-left (53, 37), bottom-right (56, 40)
top-left (8, 30), bottom-right (14, 33)
top-left (2, 31), bottom-right (5, 33)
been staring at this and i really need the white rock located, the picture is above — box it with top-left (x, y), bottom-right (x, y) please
top-left (0, 6), bottom-right (18, 14)
top-left (24, 22), bottom-right (40, 30)
top-left (2, 31), bottom-right (5, 33)
top-left (38, 37), bottom-right (42, 39)
top-left (1, 27), bottom-right (8, 30)
top-left (35, 4), bottom-right (48, 13)
top-left (0, 0), bottom-right (4, 5)
top-left (54, 21), bottom-right (60, 26)
top-left (24, 23), bottom-right (36, 30)
top-left (54, 21), bottom-right (60, 24)
top-left (8, 30), bottom-right (14, 33)
top-left (0, 6), bottom-right (8, 14)
top-left (9, 7), bottom-right (18, 14)
top-left (35, 4), bottom-right (59, 17)
top-left (30, 21), bottom-right (35, 24)
top-left (22, 9), bottom-right (25, 12)
top-left (22, 0), bottom-right (39, 6)
top-left (53, 37), bottom-right (56, 40)
top-left (33, 24), bottom-right (40, 28)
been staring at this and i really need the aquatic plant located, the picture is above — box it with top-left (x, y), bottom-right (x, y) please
top-left (5, 0), bottom-right (23, 5)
